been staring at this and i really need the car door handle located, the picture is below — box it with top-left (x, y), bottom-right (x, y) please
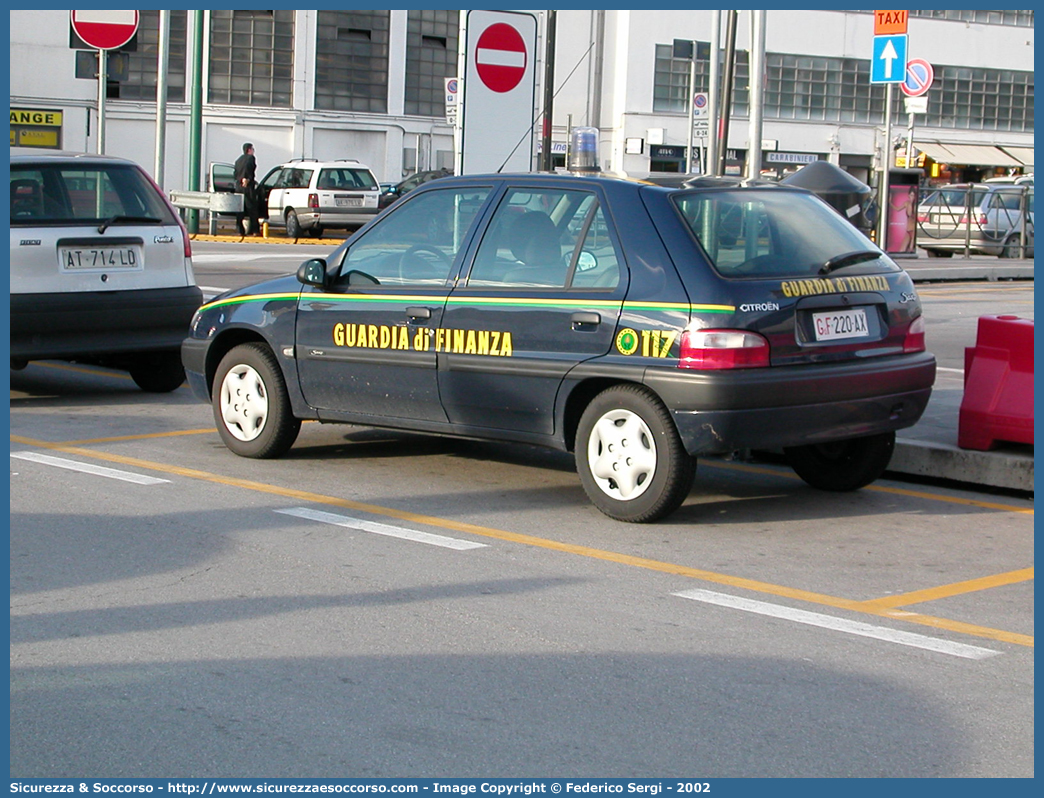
top-left (571, 312), bottom-right (601, 330)
top-left (406, 306), bottom-right (432, 322)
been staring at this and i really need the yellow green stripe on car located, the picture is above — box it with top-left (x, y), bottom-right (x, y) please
top-left (200, 292), bottom-right (734, 314)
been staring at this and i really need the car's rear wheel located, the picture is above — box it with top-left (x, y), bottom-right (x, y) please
top-left (925, 249), bottom-right (953, 258)
top-left (576, 385), bottom-right (695, 523)
top-left (129, 352), bottom-right (185, 393)
top-left (1000, 234), bottom-right (1023, 258)
top-left (285, 209), bottom-right (302, 238)
top-left (784, 431), bottom-right (895, 491)
top-left (212, 343), bottom-right (301, 458)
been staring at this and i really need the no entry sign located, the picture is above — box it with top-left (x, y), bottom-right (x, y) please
top-left (71, 9), bottom-right (139, 50)
top-left (459, 10), bottom-right (538, 175)
top-left (475, 22), bottom-right (528, 93)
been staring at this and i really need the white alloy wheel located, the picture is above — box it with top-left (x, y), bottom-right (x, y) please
top-left (219, 363), bottom-right (269, 442)
top-left (585, 408), bottom-right (658, 500)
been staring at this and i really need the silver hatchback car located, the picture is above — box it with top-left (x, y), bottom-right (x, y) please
top-left (10, 148), bottom-right (202, 391)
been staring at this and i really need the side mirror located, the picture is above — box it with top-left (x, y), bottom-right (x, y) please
top-left (576, 250), bottom-right (598, 272)
top-left (297, 258), bottom-right (327, 288)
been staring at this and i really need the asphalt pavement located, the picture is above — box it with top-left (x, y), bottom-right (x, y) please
top-left (190, 227), bottom-right (1035, 495)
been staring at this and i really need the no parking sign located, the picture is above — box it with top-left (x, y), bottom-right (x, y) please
top-left (901, 58), bottom-right (934, 97)
top-left (459, 10), bottom-right (538, 174)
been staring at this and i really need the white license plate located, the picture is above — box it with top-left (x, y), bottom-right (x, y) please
top-left (60, 246), bottom-right (143, 271)
top-left (812, 308), bottom-right (869, 341)
top-left (334, 198), bottom-right (363, 207)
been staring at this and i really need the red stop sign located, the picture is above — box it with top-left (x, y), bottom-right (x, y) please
top-left (71, 10), bottom-right (140, 50)
top-left (474, 22), bottom-right (528, 93)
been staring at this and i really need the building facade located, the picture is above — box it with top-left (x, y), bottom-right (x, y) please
top-left (9, 9), bottom-right (1034, 190)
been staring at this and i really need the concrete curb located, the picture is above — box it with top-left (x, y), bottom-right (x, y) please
top-left (890, 438), bottom-right (1034, 493)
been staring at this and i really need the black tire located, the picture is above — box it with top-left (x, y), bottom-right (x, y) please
top-left (212, 343), bottom-right (301, 459)
top-left (129, 352), bottom-right (185, 393)
top-left (285, 209), bottom-right (302, 238)
top-left (784, 431), bottom-right (895, 492)
top-left (575, 385), bottom-right (695, 523)
top-left (925, 249), bottom-right (953, 258)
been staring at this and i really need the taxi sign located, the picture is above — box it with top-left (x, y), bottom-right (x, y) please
top-left (874, 10), bottom-right (908, 35)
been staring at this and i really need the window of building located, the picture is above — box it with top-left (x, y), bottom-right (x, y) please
top-left (405, 10), bottom-right (459, 117)
top-left (930, 65), bottom-right (1034, 132)
top-left (653, 43), bottom-right (748, 116)
top-left (120, 10), bottom-right (187, 103)
top-left (909, 9), bottom-right (1034, 27)
top-left (315, 10), bottom-right (389, 113)
top-left (765, 54), bottom-right (878, 123)
top-left (209, 10), bottom-right (294, 107)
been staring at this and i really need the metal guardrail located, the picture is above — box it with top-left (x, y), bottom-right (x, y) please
top-left (916, 184), bottom-right (1033, 259)
top-left (169, 190), bottom-right (244, 235)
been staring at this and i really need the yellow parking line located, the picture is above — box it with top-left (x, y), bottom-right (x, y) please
top-left (859, 568), bottom-right (1035, 610)
top-left (10, 434), bottom-right (1033, 649)
top-left (705, 459), bottom-right (1033, 515)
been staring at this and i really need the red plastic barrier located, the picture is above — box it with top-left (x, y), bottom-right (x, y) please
top-left (958, 314), bottom-right (1034, 450)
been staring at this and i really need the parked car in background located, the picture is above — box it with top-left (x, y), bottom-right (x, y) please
top-left (917, 183), bottom-right (1034, 258)
top-left (212, 158), bottom-right (381, 238)
top-left (10, 148), bottom-right (202, 391)
top-left (183, 172), bottom-right (935, 523)
top-left (378, 168), bottom-right (453, 209)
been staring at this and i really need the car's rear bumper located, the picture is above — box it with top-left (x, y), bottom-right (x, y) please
top-left (11, 286), bottom-right (203, 362)
top-left (644, 351), bottom-right (937, 455)
top-left (317, 207), bottom-right (380, 227)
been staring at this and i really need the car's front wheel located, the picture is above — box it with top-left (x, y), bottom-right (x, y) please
top-left (575, 385), bottom-right (695, 523)
top-left (129, 352), bottom-right (185, 393)
top-left (212, 343), bottom-right (301, 458)
top-left (784, 431), bottom-right (895, 491)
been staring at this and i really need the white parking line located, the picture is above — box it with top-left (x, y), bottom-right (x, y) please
top-left (274, 507), bottom-right (487, 550)
top-left (673, 588), bottom-right (1001, 660)
top-left (11, 451), bottom-right (170, 485)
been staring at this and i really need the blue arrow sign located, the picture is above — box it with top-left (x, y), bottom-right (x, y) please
top-left (871, 34), bottom-right (908, 83)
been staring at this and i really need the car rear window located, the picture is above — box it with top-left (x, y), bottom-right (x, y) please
top-left (671, 189), bottom-right (898, 278)
top-left (10, 162), bottom-right (175, 226)
top-left (317, 168), bottom-right (378, 190)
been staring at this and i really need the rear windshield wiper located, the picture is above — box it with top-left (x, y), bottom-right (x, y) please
top-left (819, 249), bottom-right (881, 275)
top-left (98, 215), bottom-right (162, 234)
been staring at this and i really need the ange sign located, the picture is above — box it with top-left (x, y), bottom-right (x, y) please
top-left (459, 10), bottom-right (537, 174)
top-left (71, 9), bottom-right (139, 50)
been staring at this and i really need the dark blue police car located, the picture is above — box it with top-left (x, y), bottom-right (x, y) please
top-left (182, 173), bottom-right (935, 522)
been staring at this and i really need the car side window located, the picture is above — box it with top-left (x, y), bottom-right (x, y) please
top-left (467, 188), bottom-right (619, 290)
top-left (333, 187), bottom-right (491, 288)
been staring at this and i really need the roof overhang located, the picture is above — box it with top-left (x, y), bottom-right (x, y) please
top-left (915, 141), bottom-right (1024, 167)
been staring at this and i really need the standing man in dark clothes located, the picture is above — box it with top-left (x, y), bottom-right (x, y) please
top-left (233, 142), bottom-right (259, 235)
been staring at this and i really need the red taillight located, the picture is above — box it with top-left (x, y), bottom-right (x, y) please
top-left (679, 329), bottom-right (770, 370)
top-left (308, 193), bottom-right (319, 209)
top-left (139, 165), bottom-right (191, 258)
top-left (903, 315), bottom-right (926, 353)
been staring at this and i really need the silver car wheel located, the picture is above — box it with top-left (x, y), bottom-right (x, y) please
top-left (219, 363), bottom-right (269, 442)
top-left (585, 408), bottom-right (658, 500)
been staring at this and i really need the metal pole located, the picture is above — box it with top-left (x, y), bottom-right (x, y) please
top-left (707, 10), bottom-right (721, 176)
top-left (686, 47), bottom-right (696, 174)
top-left (746, 10), bottom-right (765, 181)
top-left (877, 83), bottom-right (894, 249)
top-left (154, 10), bottom-right (170, 188)
top-left (540, 10), bottom-right (557, 172)
top-left (96, 48), bottom-right (107, 154)
top-left (187, 10), bottom-right (204, 233)
top-left (717, 10), bottom-right (738, 177)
